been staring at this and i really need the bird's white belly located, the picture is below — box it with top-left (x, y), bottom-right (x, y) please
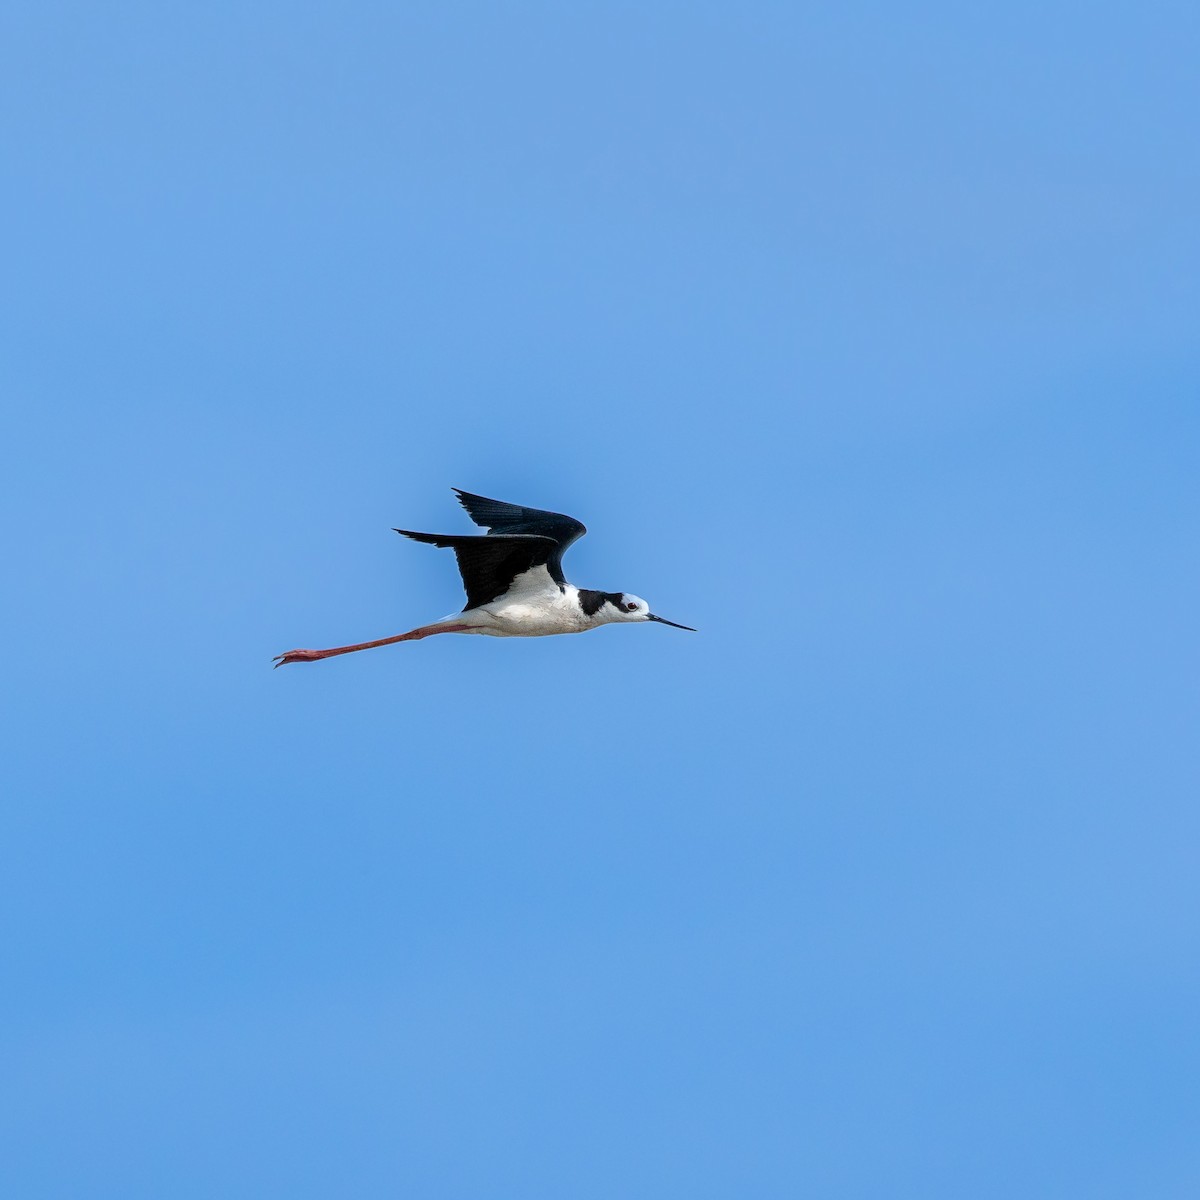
top-left (474, 583), bottom-right (587, 637)
top-left (486, 599), bottom-right (585, 636)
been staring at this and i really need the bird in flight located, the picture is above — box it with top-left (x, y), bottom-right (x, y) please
top-left (274, 488), bottom-right (694, 666)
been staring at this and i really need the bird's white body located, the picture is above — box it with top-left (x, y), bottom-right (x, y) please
top-left (434, 573), bottom-right (622, 637)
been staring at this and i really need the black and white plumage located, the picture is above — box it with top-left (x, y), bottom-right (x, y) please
top-left (274, 488), bottom-right (694, 666)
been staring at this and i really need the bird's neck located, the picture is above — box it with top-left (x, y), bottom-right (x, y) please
top-left (574, 587), bottom-right (623, 624)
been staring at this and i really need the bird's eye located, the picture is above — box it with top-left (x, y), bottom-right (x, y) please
top-left (625, 601), bottom-right (638, 611)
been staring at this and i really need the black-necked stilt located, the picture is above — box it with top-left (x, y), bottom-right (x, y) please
top-left (274, 488), bottom-right (695, 666)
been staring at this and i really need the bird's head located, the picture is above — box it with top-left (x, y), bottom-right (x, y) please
top-left (606, 592), bottom-right (695, 630)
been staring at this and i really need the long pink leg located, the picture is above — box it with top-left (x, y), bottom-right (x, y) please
top-left (273, 622), bottom-right (474, 667)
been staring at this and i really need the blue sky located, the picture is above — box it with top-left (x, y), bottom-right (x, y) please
top-left (3, 3), bottom-right (1198, 1196)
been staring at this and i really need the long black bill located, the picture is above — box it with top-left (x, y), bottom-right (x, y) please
top-left (647, 613), bottom-right (696, 631)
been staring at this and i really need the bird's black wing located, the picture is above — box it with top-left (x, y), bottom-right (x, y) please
top-left (395, 530), bottom-right (561, 610)
top-left (452, 488), bottom-right (586, 585)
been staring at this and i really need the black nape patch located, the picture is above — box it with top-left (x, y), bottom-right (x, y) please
top-left (577, 589), bottom-right (624, 617)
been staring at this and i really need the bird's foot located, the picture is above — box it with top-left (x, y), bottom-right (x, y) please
top-left (272, 648), bottom-right (328, 667)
